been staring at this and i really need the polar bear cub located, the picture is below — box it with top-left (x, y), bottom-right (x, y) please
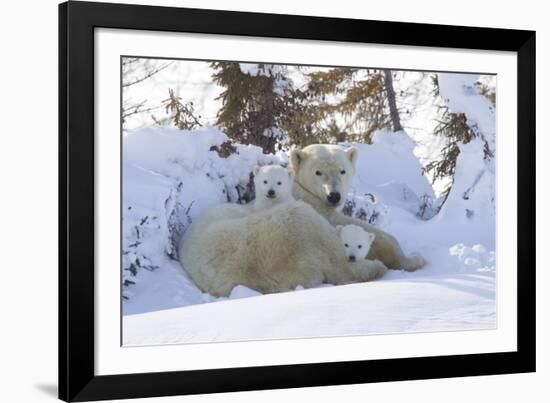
top-left (337, 224), bottom-right (376, 262)
top-left (252, 165), bottom-right (294, 211)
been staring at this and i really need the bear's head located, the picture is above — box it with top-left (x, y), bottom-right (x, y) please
top-left (289, 144), bottom-right (358, 209)
top-left (336, 224), bottom-right (375, 262)
top-left (253, 165), bottom-right (294, 203)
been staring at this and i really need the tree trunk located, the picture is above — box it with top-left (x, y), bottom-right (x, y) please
top-left (383, 69), bottom-right (403, 132)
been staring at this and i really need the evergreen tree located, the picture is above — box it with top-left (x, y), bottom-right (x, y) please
top-left (157, 88), bottom-right (202, 130)
top-left (424, 74), bottom-right (495, 203)
top-left (304, 67), bottom-right (402, 143)
top-left (211, 62), bottom-right (293, 153)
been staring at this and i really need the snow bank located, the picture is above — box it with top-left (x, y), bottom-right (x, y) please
top-left (122, 125), bottom-right (278, 311)
top-left (123, 126), bottom-right (439, 311)
top-left (122, 163), bottom-right (173, 299)
top-left (123, 125), bottom-right (275, 195)
top-left (437, 138), bottom-right (495, 227)
top-left (353, 130), bottom-right (434, 197)
top-left (122, 121), bottom-right (495, 343)
top-left (344, 130), bottom-right (438, 223)
top-left (124, 273), bottom-right (495, 345)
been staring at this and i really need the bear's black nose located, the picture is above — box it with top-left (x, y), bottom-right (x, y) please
top-left (348, 255), bottom-right (356, 262)
top-left (267, 189), bottom-right (276, 198)
top-left (327, 192), bottom-right (341, 205)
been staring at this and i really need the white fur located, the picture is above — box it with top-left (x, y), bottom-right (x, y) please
top-left (290, 144), bottom-right (357, 210)
top-left (252, 165), bottom-right (294, 211)
top-left (176, 143), bottom-right (429, 298)
top-left (337, 224), bottom-right (375, 262)
top-left (178, 200), bottom-right (387, 297)
top-left (290, 144), bottom-right (425, 271)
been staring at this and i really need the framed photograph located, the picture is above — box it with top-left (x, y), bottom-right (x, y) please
top-left (59, 1), bottom-right (536, 401)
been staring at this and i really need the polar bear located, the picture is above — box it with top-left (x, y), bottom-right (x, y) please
top-left (251, 165), bottom-right (294, 211)
top-left (289, 144), bottom-right (425, 271)
top-left (178, 200), bottom-right (387, 297)
top-left (337, 224), bottom-right (376, 262)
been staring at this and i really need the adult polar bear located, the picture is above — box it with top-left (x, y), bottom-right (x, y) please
top-left (289, 144), bottom-right (425, 271)
top-left (179, 201), bottom-right (387, 297)
top-left (179, 143), bottom-right (423, 297)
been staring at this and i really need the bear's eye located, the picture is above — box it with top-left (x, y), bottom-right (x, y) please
top-left (340, 170), bottom-right (346, 175)
top-left (315, 170), bottom-right (322, 176)
top-left (358, 245), bottom-right (362, 249)
top-left (344, 243), bottom-right (349, 248)
top-left (263, 180), bottom-right (268, 184)
top-left (277, 181), bottom-right (282, 186)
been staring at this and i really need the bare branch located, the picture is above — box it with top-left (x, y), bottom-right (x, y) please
top-left (122, 62), bottom-right (173, 88)
top-left (122, 102), bottom-right (163, 120)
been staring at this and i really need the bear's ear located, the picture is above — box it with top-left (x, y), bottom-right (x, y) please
top-left (289, 149), bottom-right (306, 173)
top-left (253, 166), bottom-right (260, 176)
top-left (335, 225), bottom-right (343, 236)
top-left (368, 232), bottom-right (376, 242)
top-left (287, 169), bottom-right (294, 180)
top-left (345, 147), bottom-right (359, 167)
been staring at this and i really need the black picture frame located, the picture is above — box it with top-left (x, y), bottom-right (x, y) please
top-left (59, 1), bottom-right (536, 401)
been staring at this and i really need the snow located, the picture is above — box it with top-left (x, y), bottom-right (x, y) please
top-left (122, 125), bottom-right (279, 307)
top-left (239, 63), bottom-right (293, 96)
top-left (124, 273), bottom-right (495, 345)
top-left (229, 285), bottom-right (263, 299)
top-left (352, 130), bottom-right (434, 197)
top-left (438, 73), bottom-right (495, 138)
top-left (434, 73), bottom-right (496, 247)
top-left (343, 130), bottom-right (437, 222)
top-left (121, 73), bottom-right (496, 346)
top-left (239, 63), bottom-right (281, 77)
